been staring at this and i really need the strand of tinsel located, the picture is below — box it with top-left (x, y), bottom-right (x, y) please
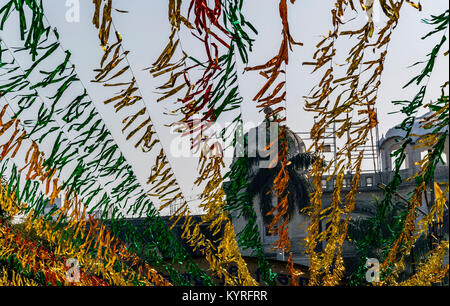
top-left (242, 0), bottom-right (303, 285)
top-left (352, 9), bottom-right (449, 285)
top-left (91, 0), bottom-right (256, 285)
top-left (302, 0), bottom-right (421, 285)
top-left (0, 0), bottom-right (211, 285)
top-left (397, 241), bottom-right (449, 286)
top-left (221, 0), bottom-right (279, 286)
top-left (300, 0), bottom-right (347, 286)
top-left (0, 136), bottom-right (170, 286)
top-left (224, 153), bottom-right (278, 286)
top-left (151, 0), bottom-right (277, 285)
top-left (382, 92), bottom-right (449, 284)
top-left (0, 266), bottom-right (39, 286)
top-left (0, 251), bottom-right (41, 286)
top-left (1, 186), bottom-right (39, 286)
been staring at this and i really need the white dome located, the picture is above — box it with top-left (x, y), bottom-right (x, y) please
top-left (379, 111), bottom-right (448, 148)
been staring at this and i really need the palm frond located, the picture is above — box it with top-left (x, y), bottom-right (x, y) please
top-left (246, 152), bottom-right (314, 224)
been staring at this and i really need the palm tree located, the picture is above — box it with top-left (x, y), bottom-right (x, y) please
top-left (234, 119), bottom-right (315, 226)
top-left (247, 152), bottom-right (314, 225)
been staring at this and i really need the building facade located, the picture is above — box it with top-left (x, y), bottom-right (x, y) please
top-left (228, 115), bottom-right (449, 270)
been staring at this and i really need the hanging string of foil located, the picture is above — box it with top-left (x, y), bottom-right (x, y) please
top-left (375, 10), bottom-right (449, 285)
top-left (0, 0), bottom-right (211, 285)
top-left (91, 0), bottom-right (257, 285)
top-left (242, 0), bottom-right (303, 285)
top-left (302, 0), bottom-right (421, 285)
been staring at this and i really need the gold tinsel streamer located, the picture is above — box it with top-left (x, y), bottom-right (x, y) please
top-left (0, 109), bottom-right (170, 286)
top-left (0, 267), bottom-right (39, 286)
top-left (398, 241), bottom-right (449, 286)
top-left (91, 0), bottom-right (256, 285)
top-left (302, 0), bottom-right (417, 285)
top-left (380, 101), bottom-right (449, 284)
top-left (243, 0), bottom-right (303, 285)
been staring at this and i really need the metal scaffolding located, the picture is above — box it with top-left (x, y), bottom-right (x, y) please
top-left (294, 122), bottom-right (381, 174)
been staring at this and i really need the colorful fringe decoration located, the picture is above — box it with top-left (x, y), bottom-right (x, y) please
top-left (0, 0), bottom-right (447, 287)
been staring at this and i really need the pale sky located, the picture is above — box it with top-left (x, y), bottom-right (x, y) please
top-left (0, 0), bottom-right (448, 213)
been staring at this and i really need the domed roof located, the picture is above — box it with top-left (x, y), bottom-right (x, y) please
top-left (379, 111), bottom-right (449, 148)
top-left (285, 127), bottom-right (307, 158)
top-left (232, 120), bottom-right (307, 164)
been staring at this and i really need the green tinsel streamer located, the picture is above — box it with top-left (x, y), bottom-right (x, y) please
top-left (349, 9), bottom-right (449, 285)
top-left (224, 151), bottom-right (278, 286)
top-left (0, 0), bottom-right (213, 286)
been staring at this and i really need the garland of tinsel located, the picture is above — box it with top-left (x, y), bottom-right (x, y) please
top-left (242, 0), bottom-right (303, 285)
top-left (91, 0), bottom-right (260, 286)
top-left (350, 9), bottom-right (449, 285)
top-left (150, 0), bottom-right (280, 285)
top-left (301, 0), bottom-right (426, 285)
top-left (224, 153), bottom-right (278, 286)
top-left (0, 0), bottom-right (212, 286)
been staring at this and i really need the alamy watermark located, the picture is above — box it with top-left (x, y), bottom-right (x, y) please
top-left (365, 258), bottom-right (380, 283)
top-left (340, 0), bottom-right (383, 24)
top-left (65, 0), bottom-right (80, 23)
top-left (169, 118), bottom-right (279, 169)
top-left (65, 258), bottom-right (80, 283)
